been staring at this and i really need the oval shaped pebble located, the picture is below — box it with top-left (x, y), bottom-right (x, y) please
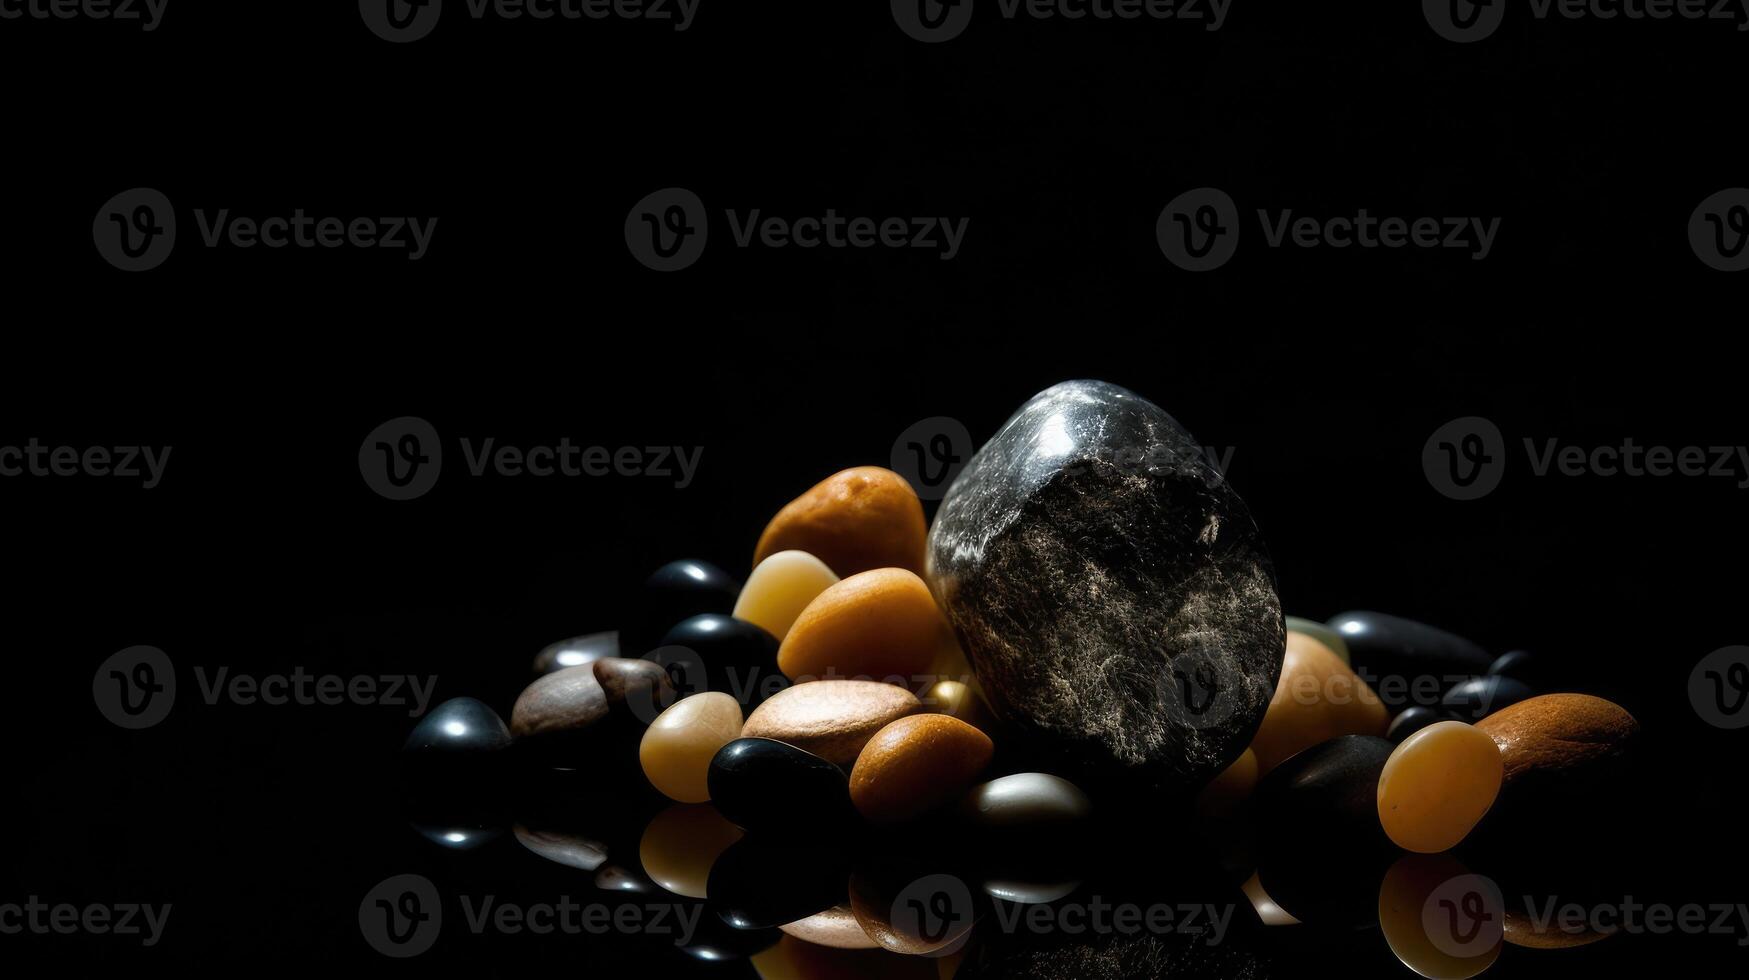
top-left (640, 692), bottom-right (744, 803)
top-left (638, 803), bottom-right (743, 899)
top-left (959, 772), bottom-right (1091, 829)
top-left (1377, 721), bottom-right (1503, 853)
top-left (777, 904), bottom-right (878, 950)
top-left (1474, 693), bottom-right (1638, 786)
top-left (849, 714), bottom-right (994, 823)
top-left (1386, 705), bottom-right (1451, 743)
top-left (734, 550), bottom-right (841, 642)
top-left (1327, 612), bottom-right (1491, 712)
top-left (708, 737), bottom-right (854, 831)
top-left (778, 569), bottom-right (948, 684)
top-left (920, 678), bottom-right (996, 732)
top-left (514, 824), bottom-right (607, 872)
top-left (592, 656), bottom-right (677, 723)
top-left (1485, 649), bottom-right (1559, 692)
top-left (404, 696), bottom-right (512, 758)
top-left (1441, 675), bottom-right (1534, 722)
top-left (1286, 615), bottom-right (1350, 665)
top-left (532, 630), bottom-right (619, 676)
top-left (624, 559), bottom-right (741, 655)
top-left (1378, 854), bottom-right (1502, 979)
top-left (707, 836), bottom-right (851, 931)
top-left (755, 466), bottom-right (928, 578)
top-left (1249, 632), bottom-right (1388, 773)
top-left (1256, 734), bottom-right (1394, 846)
top-left (658, 614), bottom-right (782, 706)
top-left (849, 867), bottom-right (977, 955)
top-left (511, 665), bottom-right (608, 739)
top-left (742, 680), bottom-right (922, 766)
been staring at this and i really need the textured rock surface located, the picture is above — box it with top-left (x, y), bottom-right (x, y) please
top-left (927, 380), bottom-right (1283, 791)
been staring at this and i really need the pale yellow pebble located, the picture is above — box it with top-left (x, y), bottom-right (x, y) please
top-left (637, 803), bottom-right (743, 899)
top-left (639, 692), bottom-right (743, 803)
top-left (733, 550), bottom-right (840, 642)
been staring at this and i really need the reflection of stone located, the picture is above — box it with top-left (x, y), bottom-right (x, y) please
top-left (531, 630), bottom-right (618, 677)
top-left (928, 381), bottom-right (1283, 793)
top-left (513, 824), bottom-right (606, 872)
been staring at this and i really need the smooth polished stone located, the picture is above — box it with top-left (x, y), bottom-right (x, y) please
top-left (1387, 705), bottom-right (1452, 743)
top-left (1255, 735), bottom-right (1394, 848)
top-left (640, 693), bottom-right (745, 803)
top-left (1441, 675), bottom-right (1535, 721)
top-left (1378, 854), bottom-right (1502, 979)
top-left (777, 904), bottom-right (879, 949)
top-left (1248, 632), bottom-right (1388, 773)
top-left (708, 738), bottom-right (854, 831)
top-left (680, 917), bottom-right (782, 962)
top-left (410, 820), bottom-right (502, 850)
top-left (624, 559), bottom-right (741, 655)
top-left (849, 715), bottom-right (994, 823)
top-left (638, 803), bottom-right (744, 899)
top-left (1194, 748), bottom-right (1258, 818)
top-left (927, 381), bottom-right (1284, 792)
top-left (983, 877), bottom-right (1081, 905)
top-left (510, 665), bottom-right (608, 739)
top-left (1327, 611), bottom-right (1492, 711)
top-left (958, 772), bottom-right (1091, 829)
top-left (594, 862), bottom-right (657, 892)
top-left (1286, 615), bottom-right (1350, 665)
top-left (741, 680), bottom-right (922, 766)
top-left (403, 697), bottom-right (512, 758)
top-left (592, 656), bottom-right (677, 723)
top-left (849, 867), bottom-right (977, 956)
top-left (755, 466), bottom-right (929, 578)
top-left (778, 569), bottom-right (949, 685)
top-left (1476, 693), bottom-right (1638, 786)
top-left (513, 824), bottom-right (607, 872)
top-left (920, 678), bottom-right (996, 732)
top-left (532, 630), bottom-right (619, 676)
top-left (1378, 721), bottom-right (1503, 853)
top-left (1486, 649), bottom-right (1559, 690)
top-left (1240, 872), bottom-right (1300, 927)
top-left (707, 837), bottom-right (851, 930)
top-left (659, 614), bottom-right (782, 707)
top-left (734, 550), bottom-right (841, 642)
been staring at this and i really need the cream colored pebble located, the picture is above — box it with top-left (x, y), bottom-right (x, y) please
top-left (639, 692), bottom-right (744, 803)
top-left (732, 550), bottom-right (840, 642)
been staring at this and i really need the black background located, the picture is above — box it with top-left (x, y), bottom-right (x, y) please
top-left (3, 1), bottom-right (1745, 974)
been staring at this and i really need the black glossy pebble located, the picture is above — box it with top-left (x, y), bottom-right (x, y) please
top-left (623, 560), bottom-right (740, 655)
top-left (707, 836), bottom-right (850, 930)
top-left (1442, 675), bottom-right (1535, 721)
top-left (1326, 611), bottom-right (1492, 712)
top-left (678, 916), bottom-right (781, 961)
top-left (657, 615), bottom-right (782, 707)
top-left (1486, 649), bottom-right (1559, 690)
top-left (1255, 735), bottom-right (1397, 928)
top-left (707, 737), bottom-right (853, 831)
top-left (403, 697), bottom-right (513, 758)
top-left (1386, 705), bottom-right (1451, 742)
top-left (532, 630), bottom-right (619, 676)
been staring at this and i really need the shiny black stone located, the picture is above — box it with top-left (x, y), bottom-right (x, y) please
top-left (678, 915), bottom-right (781, 961)
top-left (927, 380), bottom-right (1284, 794)
top-left (707, 738), bottom-right (853, 832)
top-left (532, 630), bottom-right (619, 676)
top-left (1326, 611), bottom-right (1492, 712)
top-left (1442, 675), bottom-right (1535, 721)
top-left (657, 615), bottom-right (782, 708)
top-left (1254, 735), bottom-right (1396, 928)
top-left (1486, 649), bottom-right (1559, 689)
top-left (622, 559), bottom-right (740, 656)
top-left (707, 836), bottom-right (850, 930)
top-left (403, 697), bottom-right (513, 758)
top-left (1386, 705), bottom-right (1451, 742)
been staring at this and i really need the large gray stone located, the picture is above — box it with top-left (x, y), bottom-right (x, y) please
top-left (927, 380), bottom-right (1283, 793)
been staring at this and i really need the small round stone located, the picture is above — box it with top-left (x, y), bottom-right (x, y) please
top-left (1485, 649), bottom-right (1560, 690)
top-left (919, 678), bottom-right (996, 731)
top-left (592, 656), bottom-right (677, 723)
top-left (1377, 720), bottom-right (1503, 853)
top-left (1475, 693), bottom-right (1638, 785)
top-left (1249, 632), bottom-right (1388, 773)
top-left (755, 466), bottom-right (928, 578)
top-left (403, 697), bottom-right (512, 758)
top-left (1386, 705), bottom-right (1451, 743)
top-left (1286, 615), bottom-right (1350, 665)
top-left (658, 614), bottom-right (782, 707)
top-left (1441, 675), bottom-right (1535, 722)
top-left (624, 559), bottom-right (741, 655)
top-left (638, 803), bottom-right (743, 899)
top-left (778, 568), bottom-right (949, 684)
top-left (532, 630), bottom-right (619, 676)
top-left (640, 692), bottom-right (744, 803)
top-left (958, 772), bottom-right (1091, 829)
top-left (741, 680), bottom-right (922, 766)
top-left (1378, 854), bottom-right (1502, 979)
top-left (510, 665), bottom-right (608, 739)
top-left (734, 550), bottom-right (840, 642)
top-left (707, 737), bottom-right (854, 831)
top-left (849, 714), bottom-right (994, 824)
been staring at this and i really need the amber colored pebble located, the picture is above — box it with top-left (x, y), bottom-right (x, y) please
top-left (1473, 693), bottom-right (1638, 785)
top-left (1377, 720), bottom-right (1503, 853)
top-left (1249, 632), bottom-right (1388, 773)
top-left (638, 803), bottom-right (743, 899)
top-left (1378, 854), bottom-right (1502, 979)
top-left (734, 550), bottom-right (841, 642)
top-left (776, 905), bottom-right (879, 950)
top-left (920, 678), bottom-right (997, 732)
top-left (742, 680), bottom-right (922, 766)
top-left (778, 569), bottom-right (949, 684)
top-left (639, 692), bottom-right (744, 803)
top-left (755, 467), bottom-right (928, 578)
top-left (850, 715), bottom-right (995, 823)
top-left (1195, 748), bottom-right (1259, 818)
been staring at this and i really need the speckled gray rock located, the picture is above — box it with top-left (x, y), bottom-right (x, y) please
top-left (927, 381), bottom-right (1283, 793)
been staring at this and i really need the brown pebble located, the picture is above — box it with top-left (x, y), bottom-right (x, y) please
top-left (510, 665), bottom-right (608, 738)
top-left (849, 715), bottom-right (994, 823)
top-left (1249, 633), bottom-right (1388, 773)
top-left (777, 904), bottom-right (878, 949)
top-left (755, 467), bottom-right (928, 578)
top-left (779, 568), bottom-right (949, 684)
top-left (592, 656), bottom-right (677, 721)
top-left (513, 824), bottom-right (607, 872)
top-left (849, 869), bottom-right (975, 956)
top-left (742, 680), bottom-right (922, 766)
top-left (1474, 693), bottom-right (1639, 785)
